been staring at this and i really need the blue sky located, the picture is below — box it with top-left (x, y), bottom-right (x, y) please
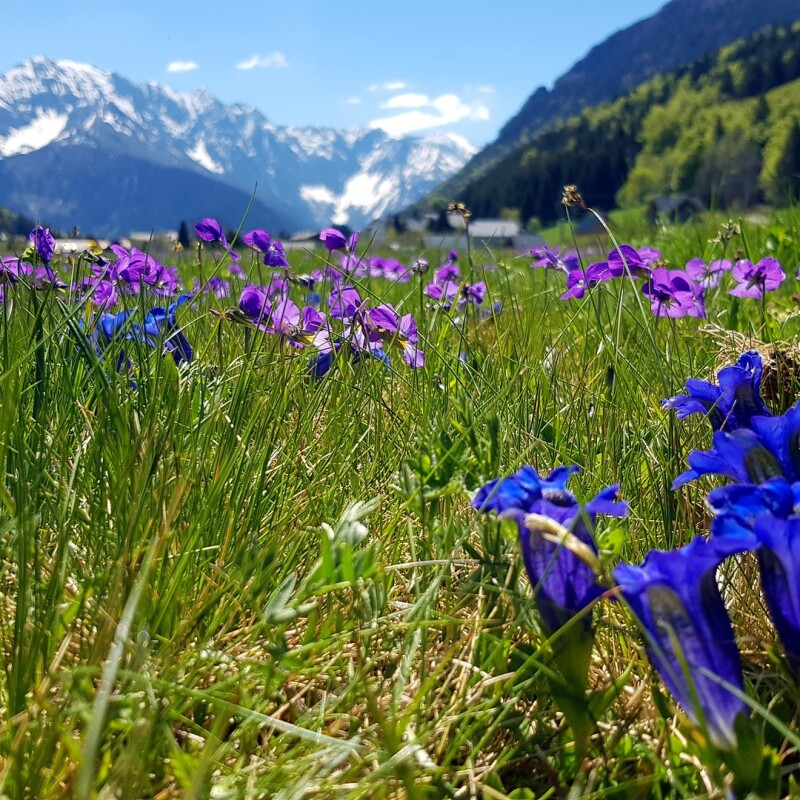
top-left (3, 1), bottom-right (667, 146)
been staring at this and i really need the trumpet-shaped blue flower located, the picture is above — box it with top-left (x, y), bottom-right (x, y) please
top-left (672, 427), bottom-right (785, 489)
top-left (710, 483), bottom-right (800, 671)
top-left (673, 403), bottom-right (800, 489)
top-left (142, 294), bottom-right (193, 364)
top-left (663, 351), bottom-right (769, 432)
top-left (473, 465), bottom-right (627, 634)
top-left (614, 536), bottom-right (750, 750)
top-left (752, 514), bottom-right (800, 670)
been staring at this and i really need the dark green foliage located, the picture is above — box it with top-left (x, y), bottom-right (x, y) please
top-left (177, 220), bottom-right (191, 249)
top-left (0, 205), bottom-right (41, 237)
top-left (765, 118), bottom-right (800, 204)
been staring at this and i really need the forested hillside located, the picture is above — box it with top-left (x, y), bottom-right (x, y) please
top-left (0, 205), bottom-right (41, 237)
top-left (429, 0), bottom-right (800, 203)
top-left (448, 22), bottom-right (800, 226)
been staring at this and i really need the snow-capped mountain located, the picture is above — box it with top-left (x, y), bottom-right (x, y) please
top-left (0, 57), bottom-right (475, 235)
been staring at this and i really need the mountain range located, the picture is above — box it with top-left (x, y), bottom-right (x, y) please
top-left (0, 57), bottom-right (475, 236)
top-left (431, 0), bottom-right (800, 201)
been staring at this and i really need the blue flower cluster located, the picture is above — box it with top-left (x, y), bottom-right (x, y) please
top-left (473, 351), bottom-right (800, 754)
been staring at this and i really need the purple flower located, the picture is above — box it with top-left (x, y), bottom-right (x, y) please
top-left (1, 255), bottom-right (30, 284)
top-left (729, 257), bottom-right (784, 299)
top-left (614, 535), bottom-right (750, 750)
top-left (329, 285), bottom-right (362, 319)
top-left (206, 275), bottom-right (231, 299)
top-left (460, 281), bottom-right (486, 307)
top-left (560, 268), bottom-right (592, 300)
top-left (637, 246), bottom-right (662, 268)
top-left (641, 268), bottom-right (705, 318)
top-left (685, 257), bottom-right (732, 289)
top-left (424, 279), bottom-right (460, 305)
top-left (319, 228), bottom-right (348, 252)
top-left (435, 261), bottom-right (460, 283)
top-left (30, 266), bottom-right (67, 290)
top-left (29, 226), bottom-right (56, 266)
top-left (239, 286), bottom-right (271, 327)
top-left (263, 274), bottom-right (289, 298)
top-left (242, 229), bottom-right (271, 253)
top-left (267, 299), bottom-right (331, 350)
top-left (361, 304), bottom-right (424, 367)
top-left (398, 314), bottom-right (424, 367)
top-left (530, 245), bottom-right (580, 274)
top-left (228, 262), bottom-right (247, 280)
top-left (663, 351), bottom-right (770, 431)
top-left (195, 218), bottom-right (227, 245)
top-left (195, 218), bottom-right (240, 262)
top-left (607, 245), bottom-right (650, 279)
top-left (263, 240), bottom-right (290, 269)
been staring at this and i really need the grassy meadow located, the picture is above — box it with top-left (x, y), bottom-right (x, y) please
top-left (2, 205), bottom-right (800, 799)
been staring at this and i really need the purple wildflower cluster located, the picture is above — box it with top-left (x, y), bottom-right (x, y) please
top-left (424, 252), bottom-right (486, 310)
top-left (533, 243), bottom-right (787, 317)
top-left (237, 279), bottom-right (424, 374)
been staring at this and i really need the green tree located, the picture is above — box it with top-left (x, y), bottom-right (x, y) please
top-left (763, 118), bottom-right (800, 205)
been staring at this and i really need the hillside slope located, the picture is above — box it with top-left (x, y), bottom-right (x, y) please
top-left (456, 23), bottom-right (800, 225)
top-left (430, 0), bottom-right (800, 202)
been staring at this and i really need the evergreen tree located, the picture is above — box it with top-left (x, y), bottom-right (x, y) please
top-left (178, 220), bottom-right (190, 249)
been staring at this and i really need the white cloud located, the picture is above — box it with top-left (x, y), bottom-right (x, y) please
top-left (167, 60), bottom-right (199, 73)
top-left (343, 97), bottom-right (363, 105)
top-left (367, 80), bottom-right (408, 92)
top-left (236, 52), bottom-right (289, 70)
top-left (380, 92), bottom-right (429, 110)
top-left (369, 92), bottom-right (490, 137)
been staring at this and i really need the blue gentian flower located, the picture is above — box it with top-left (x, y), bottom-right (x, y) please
top-left (663, 351), bottom-right (769, 432)
top-left (473, 465), bottom-right (627, 634)
top-left (142, 294), bottom-right (193, 364)
top-left (707, 477), bottom-right (797, 524)
top-left (614, 536), bottom-right (750, 750)
top-left (752, 514), bottom-right (800, 670)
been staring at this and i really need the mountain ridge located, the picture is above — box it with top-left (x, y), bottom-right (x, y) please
top-left (0, 57), bottom-right (475, 236)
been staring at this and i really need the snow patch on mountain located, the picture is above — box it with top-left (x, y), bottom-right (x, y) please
top-left (0, 109), bottom-right (68, 156)
top-left (187, 139), bottom-right (225, 174)
top-left (300, 185), bottom-right (337, 205)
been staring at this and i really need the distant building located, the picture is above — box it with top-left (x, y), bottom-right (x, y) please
top-left (56, 238), bottom-right (111, 254)
top-left (283, 230), bottom-right (320, 250)
top-left (424, 217), bottom-right (544, 253)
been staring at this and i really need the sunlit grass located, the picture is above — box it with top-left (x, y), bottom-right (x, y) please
top-left (0, 211), bottom-right (799, 798)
